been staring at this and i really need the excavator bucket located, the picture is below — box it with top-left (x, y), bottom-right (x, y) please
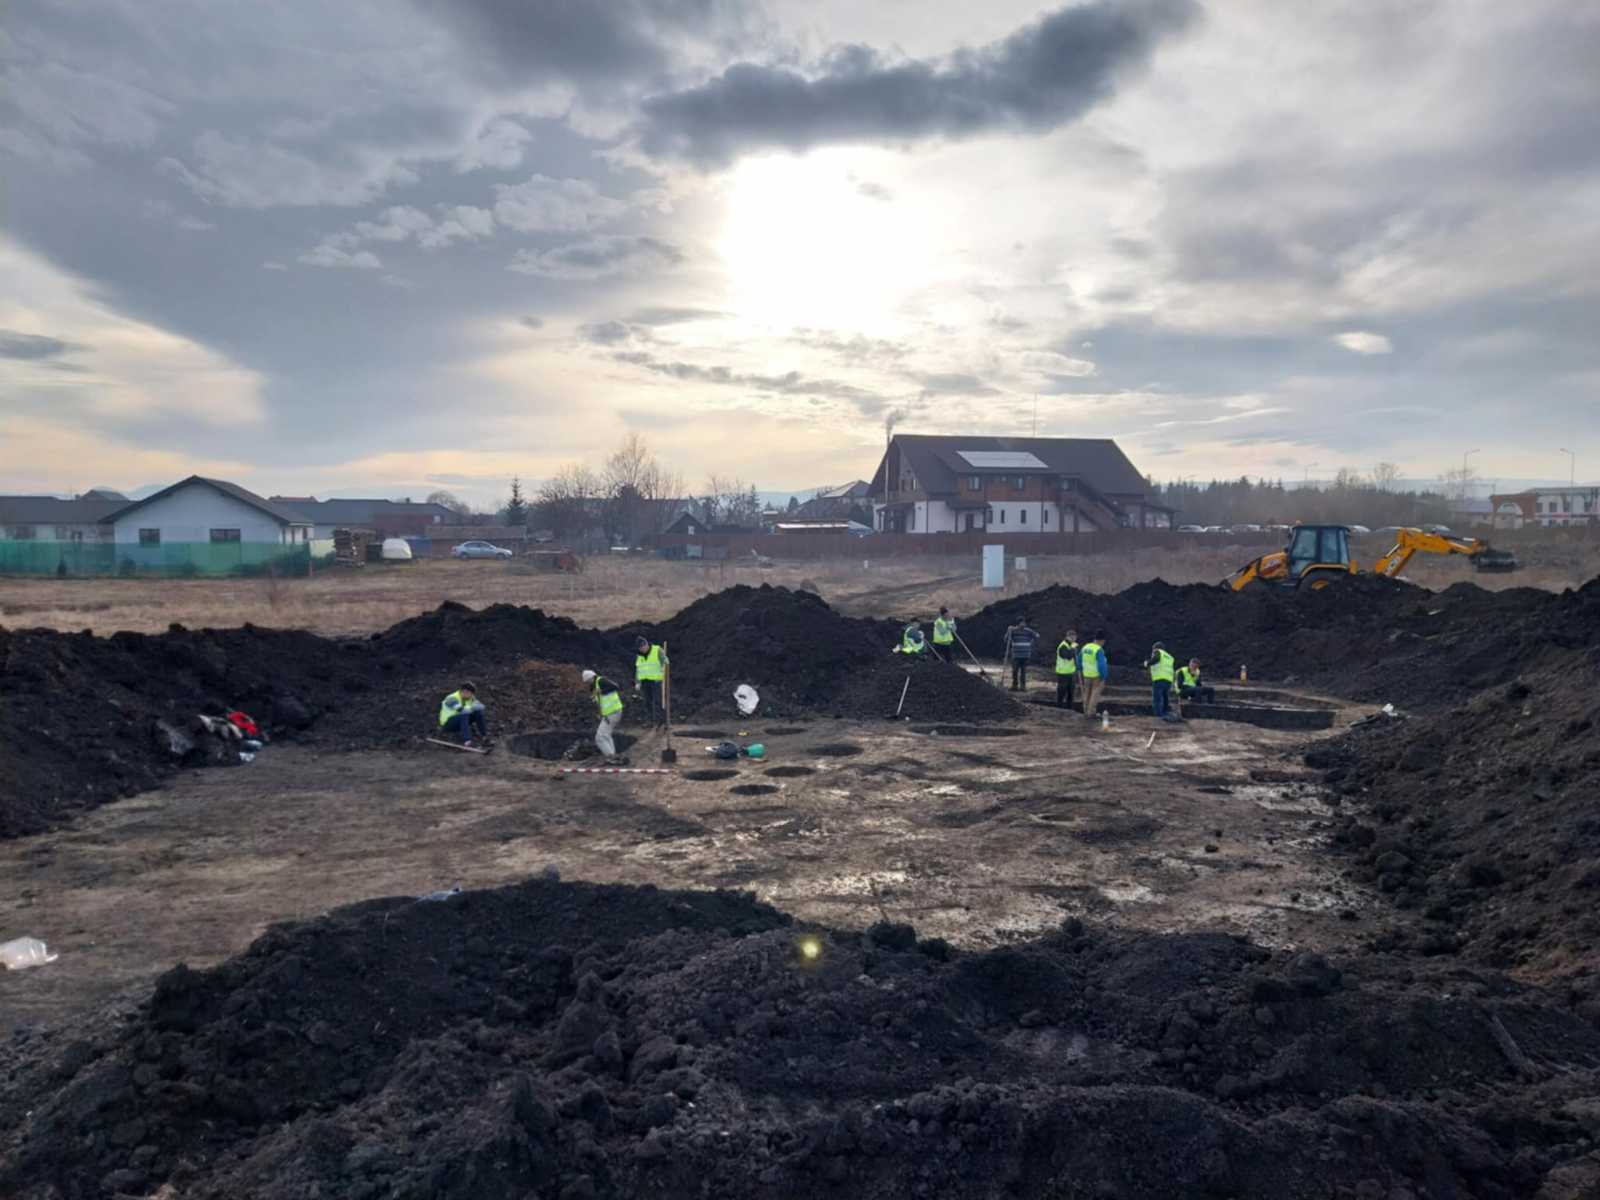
top-left (1474, 548), bottom-right (1518, 573)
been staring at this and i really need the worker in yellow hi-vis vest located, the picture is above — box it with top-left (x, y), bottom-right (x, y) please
top-left (582, 669), bottom-right (625, 758)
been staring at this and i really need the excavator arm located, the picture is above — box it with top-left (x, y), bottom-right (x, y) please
top-left (1225, 549), bottom-right (1289, 591)
top-left (1373, 529), bottom-right (1517, 577)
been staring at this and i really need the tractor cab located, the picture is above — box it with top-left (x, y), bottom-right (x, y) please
top-left (1225, 523), bottom-right (1355, 591)
top-left (1284, 524), bottom-right (1354, 587)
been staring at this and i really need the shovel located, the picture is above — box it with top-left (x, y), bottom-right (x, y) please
top-left (660, 647), bottom-right (677, 764)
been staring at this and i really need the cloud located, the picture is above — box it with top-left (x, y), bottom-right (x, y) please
top-left (613, 350), bottom-right (883, 410)
top-left (452, 117), bottom-right (532, 173)
top-left (636, 0), bottom-right (1200, 164)
top-left (580, 320), bottom-right (634, 344)
top-left (1334, 330), bottom-right (1394, 355)
top-left (161, 132), bottom-right (424, 208)
top-left (492, 175), bottom-right (628, 233)
top-left (0, 330), bottom-right (78, 360)
top-left (507, 235), bottom-right (683, 280)
top-left (299, 245), bottom-right (383, 270)
top-left (1020, 350), bottom-right (1097, 377)
top-left (413, 0), bottom-right (752, 88)
top-left (917, 372), bottom-right (1000, 396)
top-left (518, 315), bottom-right (546, 329)
top-left (627, 306), bottom-right (726, 325)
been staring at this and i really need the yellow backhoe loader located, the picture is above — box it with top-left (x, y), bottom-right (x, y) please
top-left (1226, 524), bottom-right (1516, 591)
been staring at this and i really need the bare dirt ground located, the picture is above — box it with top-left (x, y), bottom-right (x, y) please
top-left (0, 677), bottom-right (1377, 1030)
top-left (1, 529), bottom-right (1589, 637)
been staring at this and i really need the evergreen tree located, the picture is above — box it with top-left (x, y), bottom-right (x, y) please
top-left (504, 476), bottom-right (528, 527)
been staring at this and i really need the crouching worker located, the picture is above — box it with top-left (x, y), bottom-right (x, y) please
top-left (439, 682), bottom-right (488, 746)
top-left (582, 669), bottom-right (625, 758)
top-left (1178, 659), bottom-right (1216, 704)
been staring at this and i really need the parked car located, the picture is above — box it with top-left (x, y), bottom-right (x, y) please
top-left (1176, 524), bottom-right (1207, 533)
top-left (452, 540), bottom-right (513, 560)
top-left (1204, 525), bottom-right (1227, 534)
top-left (1229, 523), bottom-right (1263, 533)
top-left (1346, 524), bottom-right (1372, 535)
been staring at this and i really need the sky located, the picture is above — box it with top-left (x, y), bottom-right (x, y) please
top-left (2, 0), bottom-right (1597, 507)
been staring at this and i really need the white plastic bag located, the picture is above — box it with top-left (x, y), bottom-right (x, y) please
top-left (733, 684), bottom-right (759, 716)
top-left (0, 936), bottom-right (58, 970)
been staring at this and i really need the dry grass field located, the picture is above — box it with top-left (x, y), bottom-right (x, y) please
top-left (0, 534), bottom-right (1593, 636)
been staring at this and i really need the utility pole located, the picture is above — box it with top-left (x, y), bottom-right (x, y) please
top-left (1462, 448), bottom-right (1480, 503)
top-left (1560, 447), bottom-right (1575, 488)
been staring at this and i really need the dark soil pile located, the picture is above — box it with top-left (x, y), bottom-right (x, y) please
top-left (0, 622), bottom-right (350, 838)
top-left (636, 585), bottom-right (1015, 723)
top-left (1305, 579), bottom-right (1600, 999)
top-left (7, 878), bottom-right (1600, 1200)
top-left (960, 576), bottom-right (1586, 707)
top-left (1, 588), bottom-right (1015, 837)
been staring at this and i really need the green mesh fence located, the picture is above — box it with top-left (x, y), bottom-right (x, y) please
top-left (0, 541), bottom-right (312, 577)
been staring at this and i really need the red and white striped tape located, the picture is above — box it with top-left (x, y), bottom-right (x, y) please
top-left (558, 766), bottom-right (675, 775)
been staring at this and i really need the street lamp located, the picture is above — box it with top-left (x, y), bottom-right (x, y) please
top-left (1560, 448), bottom-right (1575, 488)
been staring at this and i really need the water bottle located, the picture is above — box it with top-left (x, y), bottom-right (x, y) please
top-left (1240, 664), bottom-right (1248, 683)
top-left (0, 936), bottom-right (58, 970)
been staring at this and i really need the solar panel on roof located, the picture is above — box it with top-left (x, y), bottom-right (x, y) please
top-left (956, 450), bottom-right (1048, 469)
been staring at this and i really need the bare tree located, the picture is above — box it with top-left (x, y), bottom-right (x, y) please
top-left (425, 489), bottom-right (470, 515)
top-left (1371, 462), bottom-right (1401, 492)
top-left (601, 432), bottom-right (685, 543)
top-left (536, 464), bottom-right (600, 537)
top-left (1439, 464), bottom-right (1480, 505)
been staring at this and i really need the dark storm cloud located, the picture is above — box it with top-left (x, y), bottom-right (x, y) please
top-left (412, 0), bottom-right (749, 88)
top-left (0, 330), bottom-right (78, 360)
top-left (636, 0), bottom-right (1199, 165)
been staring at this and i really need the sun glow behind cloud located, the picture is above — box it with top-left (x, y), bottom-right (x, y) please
top-left (716, 152), bottom-right (939, 335)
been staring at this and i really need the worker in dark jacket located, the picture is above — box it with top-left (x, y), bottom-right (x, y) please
top-left (1054, 630), bottom-right (1080, 709)
top-left (1177, 659), bottom-right (1216, 704)
top-left (1003, 615), bottom-right (1039, 691)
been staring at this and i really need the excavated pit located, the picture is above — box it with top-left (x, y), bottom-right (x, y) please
top-left (508, 731), bottom-right (638, 760)
top-left (763, 766), bottom-right (817, 778)
top-left (729, 783), bottom-right (781, 796)
top-left (683, 768), bottom-right (740, 781)
top-left (811, 743), bottom-right (864, 757)
top-left (910, 724), bottom-right (1027, 738)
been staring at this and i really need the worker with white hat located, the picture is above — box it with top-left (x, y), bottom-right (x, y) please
top-left (582, 668), bottom-right (626, 759)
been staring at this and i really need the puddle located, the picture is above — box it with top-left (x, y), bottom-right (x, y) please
top-left (683, 768), bottom-right (739, 781)
top-left (812, 743), bottom-right (864, 757)
top-left (764, 766), bottom-right (816, 778)
top-left (909, 725), bottom-right (1025, 738)
top-left (729, 784), bottom-right (780, 796)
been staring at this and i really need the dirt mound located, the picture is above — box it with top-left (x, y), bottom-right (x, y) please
top-left (6, 878), bottom-right (1600, 1199)
top-left (0, 587), bottom-right (1016, 837)
top-left (0, 622), bottom-right (345, 837)
top-left (960, 575), bottom-right (1587, 707)
top-left (637, 585), bottom-right (1016, 722)
top-left (1307, 580), bottom-right (1600, 996)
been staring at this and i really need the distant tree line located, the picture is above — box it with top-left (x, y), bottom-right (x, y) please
top-left (1151, 462), bottom-right (1466, 528)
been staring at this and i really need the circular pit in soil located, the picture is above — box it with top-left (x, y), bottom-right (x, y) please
top-left (764, 726), bottom-right (809, 735)
top-left (509, 731), bottom-right (637, 760)
top-left (764, 766), bottom-right (816, 778)
top-left (811, 743), bottom-right (864, 757)
top-left (729, 784), bottom-right (780, 796)
top-left (684, 768), bottom-right (740, 781)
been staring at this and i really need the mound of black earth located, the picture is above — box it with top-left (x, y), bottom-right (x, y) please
top-left (6, 879), bottom-right (1600, 1200)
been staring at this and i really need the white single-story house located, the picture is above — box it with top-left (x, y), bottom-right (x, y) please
top-left (105, 476), bottom-right (314, 548)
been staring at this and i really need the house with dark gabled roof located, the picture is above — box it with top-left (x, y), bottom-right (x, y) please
top-left (104, 476), bottom-right (314, 549)
top-left (867, 434), bottom-right (1171, 534)
top-left (0, 493), bottom-right (126, 542)
top-left (266, 496), bottom-right (455, 539)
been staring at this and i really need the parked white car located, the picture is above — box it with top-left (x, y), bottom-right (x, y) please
top-left (452, 540), bottom-right (513, 560)
top-left (1176, 524), bottom-right (1207, 533)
